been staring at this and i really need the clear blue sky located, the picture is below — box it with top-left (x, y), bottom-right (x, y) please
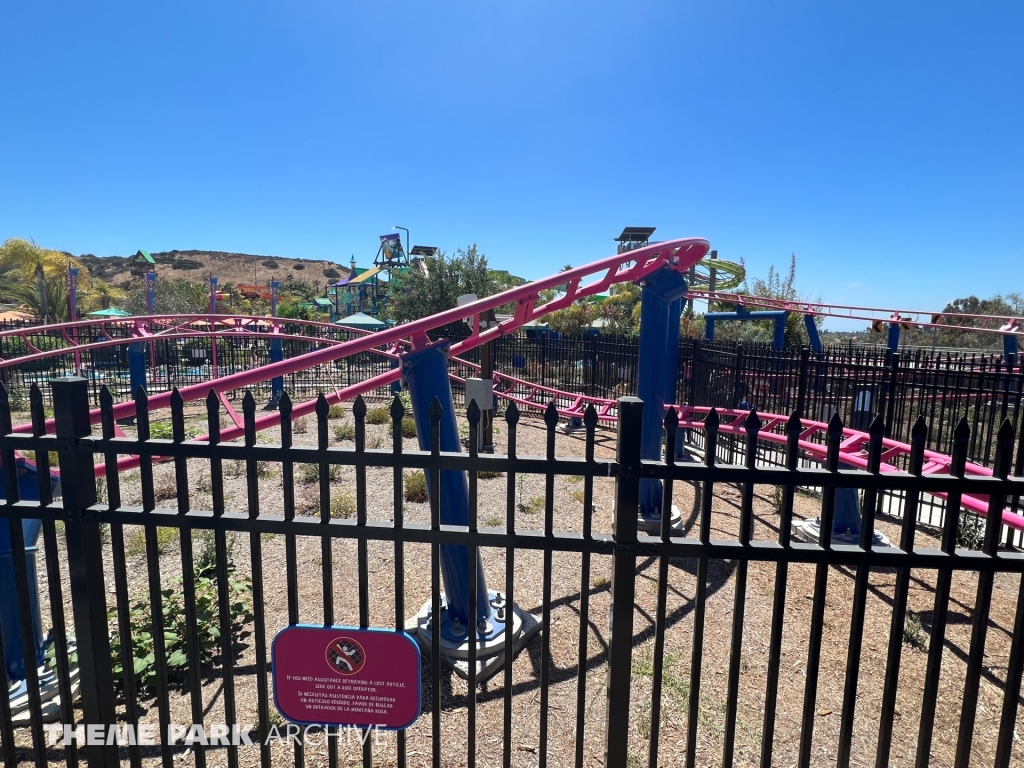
top-left (2, 1), bottom-right (1021, 329)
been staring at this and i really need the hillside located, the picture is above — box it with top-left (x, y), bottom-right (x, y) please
top-left (77, 249), bottom-right (351, 288)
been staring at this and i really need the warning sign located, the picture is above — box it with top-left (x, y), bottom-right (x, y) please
top-left (272, 626), bottom-right (421, 730)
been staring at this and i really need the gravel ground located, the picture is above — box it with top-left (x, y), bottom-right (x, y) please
top-left (11, 397), bottom-right (1024, 768)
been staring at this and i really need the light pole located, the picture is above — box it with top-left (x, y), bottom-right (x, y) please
top-left (392, 225), bottom-right (409, 256)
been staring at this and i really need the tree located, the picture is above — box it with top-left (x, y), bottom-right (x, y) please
top-left (598, 281), bottom-right (642, 336)
top-left (123, 277), bottom-right (208, 316)
top-left (0, 238), bottom-right (92, 321)
top-left (713, 253), bottom-right (818, 347)
top-left (386, 244), bottom-right (499, 334)
top-left (540, 265), bottom-right (599, 336)
top-left (891, 293), bottom-right (1023, 350)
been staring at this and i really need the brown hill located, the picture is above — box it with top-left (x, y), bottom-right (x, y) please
top-left (77, 249), bottom-right (351, 289)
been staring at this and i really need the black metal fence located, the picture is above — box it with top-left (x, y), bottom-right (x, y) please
top-left (1, 377), bottom-right (1023, 767)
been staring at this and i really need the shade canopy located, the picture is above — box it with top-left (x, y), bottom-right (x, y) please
top-left (335, 312), bottom-right (386, 330)
top-left (86, 307), bottom-right (132, 317)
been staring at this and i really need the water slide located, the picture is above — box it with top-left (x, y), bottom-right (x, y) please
top-left (0, 236), bottom-right (1018, 530)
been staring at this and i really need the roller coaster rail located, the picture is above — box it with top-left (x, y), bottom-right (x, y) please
top-left (687, 290), bottom-right (1023, 335)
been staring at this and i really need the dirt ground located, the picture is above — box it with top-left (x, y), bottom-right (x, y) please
top-left (11, 399), bottom-right (1024, 768)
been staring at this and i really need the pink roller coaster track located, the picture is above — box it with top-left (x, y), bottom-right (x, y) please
top-left (1, 236), bottom-right (1017, 530)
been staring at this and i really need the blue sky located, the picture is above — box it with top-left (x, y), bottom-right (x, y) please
top-left (2, 1), bottom-right (1021, 329)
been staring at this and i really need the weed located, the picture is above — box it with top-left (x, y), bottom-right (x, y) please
top-left (365, 408), bottom-right (390, 425)
top-left (592, 575), bottom-right (611, 590)
top-left (519, 497), bottom-right (544, 515)
top-left (956, 512), bottom-right (984, 551)
top-left (124, 526), bottom-right (176, 558)
top-left (226, 460), bottom-right (246, 478)
top-left (401, 418), bottom-right (417, 439)
top-left (327, 404), bottom-right (344, 419)
top-left (903, 612), bottom-right (927, 651)
top-left (483, 515), bottom-right (504, 528)
top-left (292, 417), bottom-right (309, 435)
top-left (260, 532), bottom-right (276, 543)
top-left (477, 470), bottom-right (503, 480)
top-left (153, 475), bottom-right (179, 502)
top-left (404, 471), bottom-right (428, 503)
top-left (334, 423), bottom-right (356, 442)
top-left (565, 475), bottom-right (582, 485)
top-left (570, 488), bottom-right (586, 504)
top-left (256, 461), bottom-right (275, 478)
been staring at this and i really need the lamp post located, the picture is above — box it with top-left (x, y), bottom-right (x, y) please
top-left (392, 226), bottom-right (409, 256)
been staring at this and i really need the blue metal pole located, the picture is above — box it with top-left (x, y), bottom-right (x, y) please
top-left (637, 269), bottom-right (689, 519)
top-left (270, 281), bottom-right (283, 401)
top-left (401, 340), bottom-right (490, 632)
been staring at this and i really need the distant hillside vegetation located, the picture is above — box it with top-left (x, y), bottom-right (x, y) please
top-left (77, 249), bottom-right (349, 288)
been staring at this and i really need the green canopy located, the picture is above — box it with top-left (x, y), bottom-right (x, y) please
top-left (335, 312), bottom-right (385, 330)
top-left (86, 307), bottom-right (132, 317)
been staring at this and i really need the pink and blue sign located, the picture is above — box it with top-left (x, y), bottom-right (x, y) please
top-left (271, 626), bottom-right (421, 730)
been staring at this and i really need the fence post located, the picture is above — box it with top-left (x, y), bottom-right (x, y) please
top-left (884, 352), bottom-right (900, 438)
top-left (52, 377), bottom-right (118, 768)
top-left (796, 345), bottom-right (810, 418)
top-left (604, 397), bottom-right (643, 766)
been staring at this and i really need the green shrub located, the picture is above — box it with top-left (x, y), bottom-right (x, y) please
top-left (323, 268), bottom-right (341, 279)
top-left (299, 463), bottom-right (340, 484)
top-left (903, 612), bottom-right (927, 651)
top-left (478, 471), bottom-right (503, 480)
top-left (108, 562), bottom-right (252, 693)
top-left (331, 491), bottom-right (356, 519)
top-left (171, 259), bottom-right (203, 270)
top-left (402, 418), bottom-right (417, 439)
top-left (328, 404), bottom-right (344, 419)
top-left (365, 408), bottom-right (390, 425)
top-left (404, 471), bottom-right (428, 503)
top-left (148, 422), bottom-right (174, 440)
top-left (334, 423), bottom-right (356, 442)
top-left (262, 260), bottom-right (279, 269)
top-left (293, 263), bottom-right (305, 271)
top-left (957, 512), bottom-right (984, 551)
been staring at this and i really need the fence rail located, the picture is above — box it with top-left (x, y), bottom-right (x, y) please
top-left (0, 376), bottom-right (1022, 767)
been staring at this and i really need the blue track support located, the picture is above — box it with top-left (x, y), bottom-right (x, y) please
top-left (705, 308), bottom-right (790, 351)
top-left (887, 322), bottom-right (901, 352)
top-left (0, 459), bottom-right (60, 680)
top-left (803, 315), bottom-right (823, 354)
top-left (401, 340), bottom-right (490, 633)
top-left (270, 281), bottom-right (284, 401)
top-left (1003, 333), bottom-right (1017, 365)
top-left (269, 339), bottom-right (284, 400)
top-left (833, 484), bottom-right (862, 536)
top-left (128, 341), bottom-right (147, 396)
top-left (390, 357), bottom-right (401, 395)
top-left (637, 269), bottom-right (689, 519)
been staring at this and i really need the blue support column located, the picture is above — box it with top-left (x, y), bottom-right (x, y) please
top-left (1003, 332), bottom-right (1017, 366)
top-left (401, 340), bottom-right (491, 634)
top-left (887, 322), bottom-right (900, 352)
top-left (128, 341), bottom-right (147, 396)
top-left (270, 281), bottom-right (284, 402)
top-left (803, 314), bottom-right (823, 354)
top-left (637, 269), bottom-right (689, 520)
top-left (772, 313), bottom-right (788, 352)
